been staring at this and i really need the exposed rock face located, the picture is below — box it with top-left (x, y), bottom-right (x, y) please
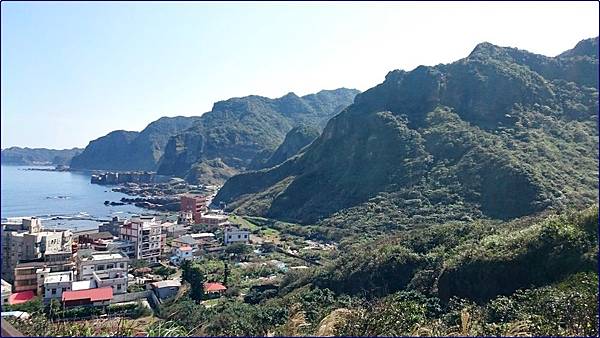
top-left (254, 124), bottom-right (321, 170)
top-left (215, 37), bottom-right (599, 225)
top-left (157, 88), bottom-right (359, 184)
top-left (70, 116), bottom-right (201, 171)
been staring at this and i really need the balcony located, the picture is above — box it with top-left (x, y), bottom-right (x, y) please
top-left (14, 273), bottom-right (37, 281)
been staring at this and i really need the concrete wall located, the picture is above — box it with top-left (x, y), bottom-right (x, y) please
top-left (110, 290), bottom-right (152, 304)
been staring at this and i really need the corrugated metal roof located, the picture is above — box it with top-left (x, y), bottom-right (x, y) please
top-left (62, 287), bottom-right (113, 302)
top-left (8, 291), bottom-right (35, 305)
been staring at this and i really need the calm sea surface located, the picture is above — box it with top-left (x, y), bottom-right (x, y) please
top-left (1, 165), bottom-right (145, 231)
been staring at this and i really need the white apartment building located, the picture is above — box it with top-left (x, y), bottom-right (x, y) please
top-left (43, 271), bottom-right (74, 300)
top-left (77, 252), bottom-right (129, 294)
top-left (120, 216), bottom-right (162, 262)
top-left (223, 227), bottom-right (250, 245)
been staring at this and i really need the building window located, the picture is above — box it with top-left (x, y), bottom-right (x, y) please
top-left (244, 234), bottom-right (248, 238)
top-left (120, 263), bottom-right (125, 269)
top-left (228, 235), bottom-right (232, 239)
top-left (52, 288), bottom-right (56, 295)
top-left (117, 284), bottom-right (122, 290)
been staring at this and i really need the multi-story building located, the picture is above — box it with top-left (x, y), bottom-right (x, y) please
top-left (178, 210), bottom-right (194, 225)
top-left (2, 217), bottom-right (41, 281)
top-left (103, 239), bottom-right (136, 258)
top-left (120, 216), bottom-right (162, 262)
top-left (1, 217), bottom-right (42, 232)
top-left (161, 222), bottom-right (188, 238)
top-left (223, 227), bottom-right (250, 245)
top-left (199, 213), bottom-right (229, 228)
top-left (180, 194), bottom-right (208, 224)
top-left (14, 251), bottom-right (76, 296)
top-left (77, 252), bottom-right (129, 294)
top-left (1, 217), bottom-right (73, 282)
top-left (43, 271), bottom-right (74, 300)
top-left (13, 262), bottom-right (45, 294)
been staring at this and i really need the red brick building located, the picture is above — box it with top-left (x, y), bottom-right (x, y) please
top-left (180, 195), bottom-right (208, 224)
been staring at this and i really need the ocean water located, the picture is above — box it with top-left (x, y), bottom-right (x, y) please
top-left (0, 165), bottom-right (145, 231)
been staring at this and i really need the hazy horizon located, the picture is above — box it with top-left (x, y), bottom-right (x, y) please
top-left (2, 1), bottom-right (598, 149)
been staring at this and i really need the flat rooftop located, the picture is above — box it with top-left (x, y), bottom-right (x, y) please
top-left (190, 233), bottom-right (215, 238)
top-left (200, 214), bottom-right (228, 220)
top-left (150, 280), bottom-right (181, 289)
top-left (44, 272), bottom-right (72, 284)
top-left (89, 253), bottom-right (127, 261)
top-left (72, 280), bottom-right (94, 291)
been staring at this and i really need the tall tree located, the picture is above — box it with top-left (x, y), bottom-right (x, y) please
top-left (182, 260), bottom-right (205, 301)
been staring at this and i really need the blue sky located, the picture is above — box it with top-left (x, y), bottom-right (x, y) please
top-left (1, 1), bottom-right (598, 149)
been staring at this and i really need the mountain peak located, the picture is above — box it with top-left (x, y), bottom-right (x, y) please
top-left (281, 92), bottom-right (300, 99)
top-left (559, 36), bottom-right (599, 58)
top-left (467, 41), bottom-right (506, 59)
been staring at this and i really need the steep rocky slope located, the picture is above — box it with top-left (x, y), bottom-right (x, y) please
top-left (215, 37), bottom-right (599, 226)
top-left (70, 116), bottom-right (201, 171)
top-left (157, 88), bottom-right (359, 184)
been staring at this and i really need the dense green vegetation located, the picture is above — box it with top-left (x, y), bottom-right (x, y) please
top-left (5, 298), bottom-right (152, 336)
top-left (157, 88), bottom-right (358, 184)
top-left (6, 208), bottom-right (597, 337)
top-left (1, 146), bottom-right (82, 165)
top-left (155, 207), bottom-right (599, 336)
top-left (6, 38), bottom-right (598, 338)
top-left (70, 116), bottom-right (202, 171)
top-left (252, 123), bottom-right (321, 169)
top-left (215, 37), bottom-right (598, 227)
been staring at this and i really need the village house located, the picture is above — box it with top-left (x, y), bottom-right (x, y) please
top-left (170, 246), bottom-right (193, 265)
top-left (199, 213), bottom-right (229, 229)
top-left (203, 282), bottom-right (227, 297)
top-left (77, 252), bottom-right (129, 294)
top-left (42, 271), bottom-right (74, 300)
top-left (171, 235), bottom-right (199, 251)
top-left (223, 226), bottom-right (250, 245)
top-left (161, 221), bottom-right (188, 238)
top-left (62, 287), bottom-right (113, 307)
top-left (147, 280), bottom-right (181, 300)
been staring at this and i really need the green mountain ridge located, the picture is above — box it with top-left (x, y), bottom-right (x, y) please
top-left (70, 116), bottom-right (202, 171)
top-left (1, 147), bottom-right (83, 166)
top-left (214, 37), bottom-right (599, 226)
top-left (156, 88), bottom-right (359, 184)
top-left (252, 124), bottom-right (321, 170)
